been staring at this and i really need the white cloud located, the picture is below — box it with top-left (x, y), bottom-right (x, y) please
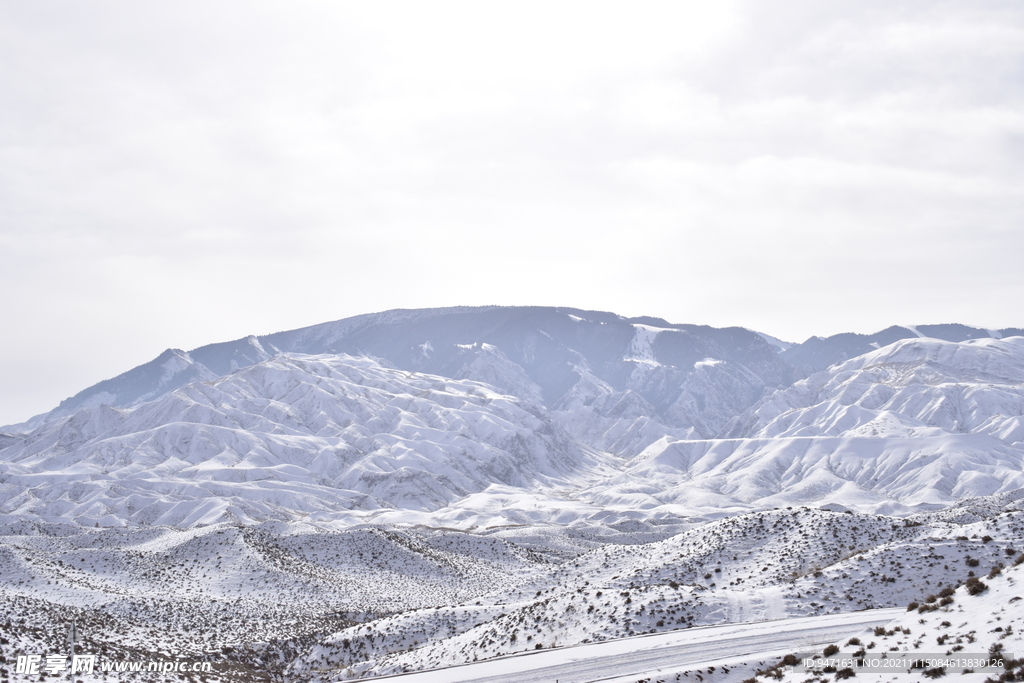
top-left (1, 0), bottom-right (1022, 423)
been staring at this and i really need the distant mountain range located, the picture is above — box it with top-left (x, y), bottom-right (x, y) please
top-left (781, 323), bottom-right (1024, 373)
top-left (1, 306), bottom-right (1022, 527)
top-left (21, 309), bottom-right (1021, 427)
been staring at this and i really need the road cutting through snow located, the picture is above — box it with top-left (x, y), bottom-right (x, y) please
top-left (343, 608), bottom-right (902, 683)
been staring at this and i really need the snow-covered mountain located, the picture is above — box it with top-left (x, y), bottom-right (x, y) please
top-left (566, 336), bottom-right (1024, 517)
top-left (29, 307), bottom-right (793, 447)
top-left (3, 303), bottom-right (1024, 683)
top-left (3, 309), bottom-right (1024, 528)
top-left (781, 323), bottom-right (1024, 374)
top-left (740, 335), bottom-right (1024, 441)
top-left (0, 353), bottom-right (604, 527)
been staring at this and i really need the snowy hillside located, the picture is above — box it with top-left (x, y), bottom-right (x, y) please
top-left (0, 354), bottom-right (602, 528)
top-left (781, 323), bottom-right (1024, 374)
top-left (740, 336), bottom-right (1024, 441)
top-left (289, 500), bottom-right (1024, 679)
top-left (745, 547), bottom-right (1024, 683)
top-left (0, 520), bottom-right (556, 682)
top-left (579, 336), bottom-right (1024, 517)
top-left (3, 495), bottom-right (1021, 683)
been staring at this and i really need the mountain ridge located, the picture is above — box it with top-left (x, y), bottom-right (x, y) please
top-left (18, 308), bottom-right (1020, 433)
top-left (782, 323), bottom-right (1024, 374)
top-left (2, 307), bottom-right (1023, 529)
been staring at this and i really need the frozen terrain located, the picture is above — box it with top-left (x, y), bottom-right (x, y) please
top-left (743, 544), bottom-right (1024, 683)
top-left (2, 312), bottom-right (1024, 528)
top-left (0, 353), bottom-right (603, 528)
top-left (1, 307), bottom-right (1023, 682)
top-left (287, 496), bottom-right (1024, 679)
top-left (2, 495), bottom-right (1021, 682)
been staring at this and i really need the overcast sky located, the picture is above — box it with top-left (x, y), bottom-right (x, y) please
top-left (1, 1), bottom-right (1022, 425)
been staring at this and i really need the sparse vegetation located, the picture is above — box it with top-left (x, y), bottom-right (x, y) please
top-left (966, 577), bottom-right (988, 595)
top-left (4, 490), bottom-right (1024, 683)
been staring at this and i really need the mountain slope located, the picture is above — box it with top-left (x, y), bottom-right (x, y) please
top-left (782, 323), bottom-right (1024, 374)
top-left (752, 546), bottom-right (1024, 683)
top-left (573, 336), bottom-right (1024, 517)
top-left (589, 432), bottom-right (1024, 516)
top-left (0, 520), bottom-right (554, 682)
top-left (4, 334), bottom-right (1024, 527)
top-left (290, 501), bottom-right (1024, 679)
top-left (740, 336), bottom-right (1024, 442)
top-left (26, 307), bottom-right (793, 451)
top-left (0, 354), bottom-right (601, 527)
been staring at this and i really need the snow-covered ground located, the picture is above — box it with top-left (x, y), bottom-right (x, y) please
top-left (5, 495), bottom-right (1017, 682)
top-left (2, 311), bottom-right (1024, 682)
top-left (289, 499), bottom-right (1023, 679)
top-left (746, 550), bottom-right (1024, 683)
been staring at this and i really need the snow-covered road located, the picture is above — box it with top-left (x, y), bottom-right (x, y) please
top-left (347, 609), bottom-right (902, 683)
